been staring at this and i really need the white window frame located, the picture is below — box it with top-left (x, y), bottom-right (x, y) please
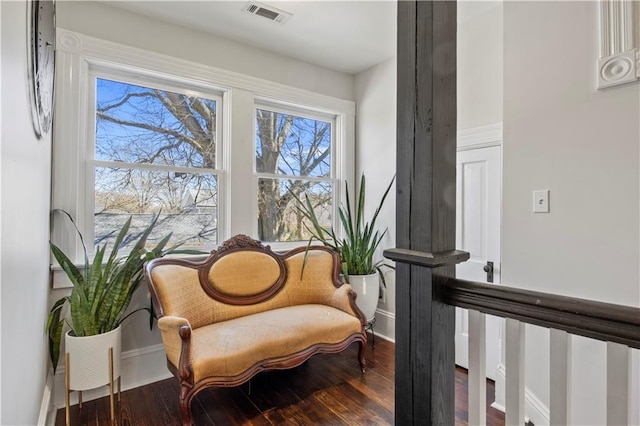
top-left (253, 100), bottom-right (340, 249)
top-left (52, 28), bottom-right (355, 287)
top-left (85, 67), bottom-right (225, 252)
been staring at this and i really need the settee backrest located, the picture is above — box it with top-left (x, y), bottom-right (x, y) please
top-left (145, 235), bottom-right (344, 329)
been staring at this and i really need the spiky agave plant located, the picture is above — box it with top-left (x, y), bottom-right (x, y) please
top-left (46, 210), bottom-right (201, 373)
top-left (295, 173), bottom-right (395, 284)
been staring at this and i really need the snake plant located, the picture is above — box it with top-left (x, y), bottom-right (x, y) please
top-left (295, 173), bottom-right (395, 284)
top-left (46, 210), bottom-right (200, 373)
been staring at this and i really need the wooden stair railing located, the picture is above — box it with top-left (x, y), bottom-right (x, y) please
top-left (386, 245), bottom-right (640, 425)
top-left (443, 278), bottom-right (640, 349)
top-left (444, 277), bottom-right (640, 425)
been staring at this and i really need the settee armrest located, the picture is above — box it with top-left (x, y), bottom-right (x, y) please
top-left (328, 284), bottom-right (367, 326)
top-left (158, 316), bottom-right (193, 380)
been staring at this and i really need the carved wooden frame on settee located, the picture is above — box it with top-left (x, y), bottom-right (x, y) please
top-left (145, 235), bottom-right (367, 425)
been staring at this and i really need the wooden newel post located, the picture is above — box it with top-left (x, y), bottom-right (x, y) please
top-left (384, 1), bottom-right (467, 424)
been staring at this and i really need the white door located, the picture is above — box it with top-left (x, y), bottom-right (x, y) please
top-left (455, 145), bottom-right (501, 381)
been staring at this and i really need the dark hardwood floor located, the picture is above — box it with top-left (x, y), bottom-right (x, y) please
top-left (56, 336), bottom-right (505, 425)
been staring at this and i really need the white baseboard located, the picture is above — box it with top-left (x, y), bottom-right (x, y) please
top-left (525, 386), bottom-right (550, 426)
top-left (53, 343), bottom-right (172, 409)
top-left (493, 363), bottom-right (550, 425)
top-left (373, 307), bottom-right (395, 342)
top-left (493, 364), bottom-right (506, 411)
top-left (38, 372), bottom-right (55, 426)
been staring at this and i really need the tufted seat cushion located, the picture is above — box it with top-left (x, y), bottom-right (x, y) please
top-left (186, 304), bottom-right (362, 382)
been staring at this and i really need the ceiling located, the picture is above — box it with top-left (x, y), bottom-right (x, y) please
top-left (102, 1), bottom-right (397, 75)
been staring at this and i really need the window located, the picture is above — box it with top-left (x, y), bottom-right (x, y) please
top-left (90, 73), bottom-right (222, 251)
top-left (52, 29), bottom-right (354, 286)
top-left (255, 104), bottom-right (335, 242)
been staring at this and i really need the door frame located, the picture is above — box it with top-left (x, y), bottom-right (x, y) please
top-left (455, 122), bottom-right (503, 382)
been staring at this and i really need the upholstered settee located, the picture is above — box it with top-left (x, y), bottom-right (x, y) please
top-left (144, 234), bottom-right (367, 425)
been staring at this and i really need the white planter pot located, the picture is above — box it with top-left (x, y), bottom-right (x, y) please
top-left (348, 272), bottom-right (379, 322)
top-left (65, 326), bottom-right (121, 391)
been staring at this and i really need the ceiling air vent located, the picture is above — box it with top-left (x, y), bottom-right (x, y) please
top-left (243, 1), bottom-right (292, 24)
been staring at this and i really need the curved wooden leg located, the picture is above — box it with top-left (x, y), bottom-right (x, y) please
top-left (358, 340), bottom-right (367, 374)
top-left (179, 386), bottom-right (194, 426)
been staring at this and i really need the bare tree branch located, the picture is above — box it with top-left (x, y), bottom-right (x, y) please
top-left (96, 111), bottom-right (200, 148)
top-left (97, 91), bottom-right (158, 113)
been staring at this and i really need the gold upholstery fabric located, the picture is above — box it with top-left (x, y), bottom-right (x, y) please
top-left (207, 251), bottom-right (281, 297)
top-left (284, 251), bottom-right (359, 318)
top-left (150, 249), bottom-right (358, 330)
top-left (188, 305), bottom-right (361, 382)
top-left (151, 266), bottom-right (217, 330)
top-left (157, 316), bottom-right (191, 369)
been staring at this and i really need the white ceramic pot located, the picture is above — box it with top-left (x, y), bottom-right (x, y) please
top-left (348, 272), bottom-right (379, 322)
top-left (65, 326), bottom-right (121, 391)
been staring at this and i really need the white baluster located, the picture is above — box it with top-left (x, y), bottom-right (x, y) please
top-left (550, 329), bottom-right (572, 425)
top-left (505, 318), bottom-right (525, 426)
top-left (607, 342), bottom-right (629, 425)
top-left (468, 310), bottom-right (486, 425)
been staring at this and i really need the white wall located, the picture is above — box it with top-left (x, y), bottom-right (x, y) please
top-left (56, 1), bottom-right (354, 102)
top-left (1, 1), bottom-right (53, 424)
top-left (503, 1), bottom-right (640, 424)
top-left (355, 56), bottom-right (397, 340)
top-left (457, 1), bottom-right (503, 130)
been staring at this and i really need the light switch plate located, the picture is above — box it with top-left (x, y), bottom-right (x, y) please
top-left (533, 190), bottom-right (550, 213)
